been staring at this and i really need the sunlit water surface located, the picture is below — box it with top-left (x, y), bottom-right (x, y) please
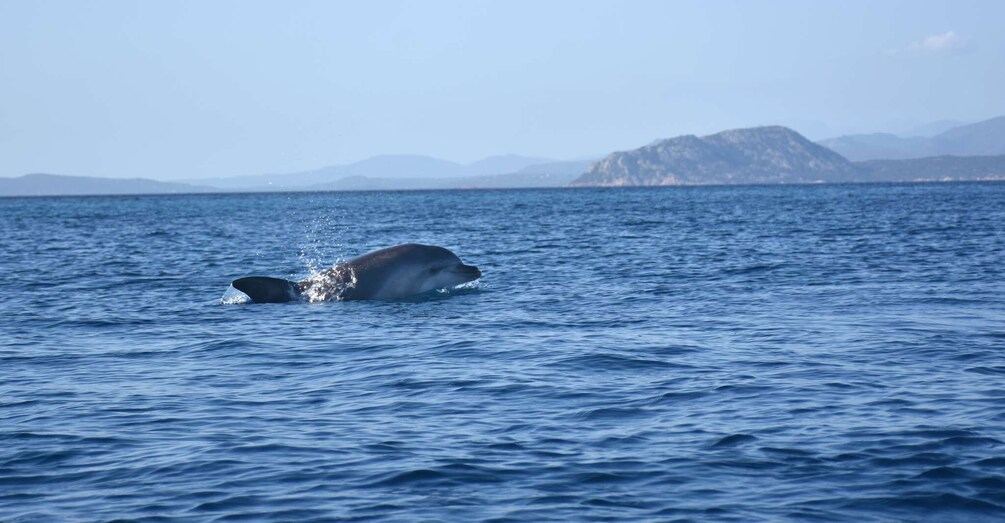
top-left (2, 184), bottom-right (1004, 521)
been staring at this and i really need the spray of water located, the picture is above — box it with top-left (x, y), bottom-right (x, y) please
top-left (296, 195), bottom-right (350, 278)
top-left (220, 286), bottom-right (251, 304)
top-left (297, 265), bottom-right (357, 303)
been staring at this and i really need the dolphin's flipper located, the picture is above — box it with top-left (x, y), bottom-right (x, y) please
top-left (232, 277), bottom-right (301, 303)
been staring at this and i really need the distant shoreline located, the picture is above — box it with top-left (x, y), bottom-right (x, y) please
top-left (3, 178), bottom-right (1003, 200)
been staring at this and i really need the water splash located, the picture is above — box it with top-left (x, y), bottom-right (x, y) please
top-left (299, 265), bottom-right (357, 303)
top-left (296, 195), bottom-right (350, 276)
top-left (438, 280), bottom-right (482, 294)
top-left (220, 285), bottom-right (251, 304)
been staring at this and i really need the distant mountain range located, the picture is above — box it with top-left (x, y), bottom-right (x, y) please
top-left (818, 116), bottom-right (1005, 161)
top-left (0, 154), bottom-right (592, 196)
top-left (193, 154), bottom-right (556, 190)
top-left (304, 159), bottom-right (592, 191)
top-left (0, 158), bottom-right (593, 196)
top-left (0, 173), bottom-right (213, 197)
top-left (308, 171), bottom-right (584, 191)
top-left (899, 119), bottom-right (968, 138)
top-left (857, 155), bottom-right (1005, 182)
top-left (4, 117), bottom-right (1005, 196)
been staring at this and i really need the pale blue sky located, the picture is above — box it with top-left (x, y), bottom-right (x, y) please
top-left (1, 0), bottom-right (1003, 180)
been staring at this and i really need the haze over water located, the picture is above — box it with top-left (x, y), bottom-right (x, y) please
top-left (2, 183), bottom-right (1004, 521)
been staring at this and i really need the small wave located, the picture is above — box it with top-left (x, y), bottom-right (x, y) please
top-left (915, 466), bottom-right (974, 480)
top-left (574, 406), bottom-right (650, 421)
top-left (843, 493), bottom-right (1005, 514)
top-left (566, 471), bottom-right (640, 485)
top-left (549, 353), bottom-right (691, 371)
top-left (974, 457), bottom-right (1005, 467)
top-left (649, 390), bottom-right (707, 404)
top-left (966, 366), bottom-right (1005, 375)
top-left (711, 434), bottom-right (758, 448)
top-left (941, 436), bottom-right (1002, 447)
top-left (721, 263), bottom-right (786, 275)
top-left (1, 449), bottom-right (81, 467)
top-left (194, 495), bottom-right (264, 512)
top-left (364, 468), bottom-right (452, 487)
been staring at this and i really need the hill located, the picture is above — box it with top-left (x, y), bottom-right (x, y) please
top-left (571, 126), bottom-right (859, 186)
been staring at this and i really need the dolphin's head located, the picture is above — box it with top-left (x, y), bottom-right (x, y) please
top-left (345, 243), bottom-right (482, 299)
top-left (419, 245), bottom-right (481, 290)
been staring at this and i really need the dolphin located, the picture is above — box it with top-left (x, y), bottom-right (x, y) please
top-left (231, 243), bottom-right (481, 303)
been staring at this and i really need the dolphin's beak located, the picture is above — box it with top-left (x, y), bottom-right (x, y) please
top-left (456, 264), bottom-right (481, 280)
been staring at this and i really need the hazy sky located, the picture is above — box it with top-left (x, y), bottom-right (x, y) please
top-left (2, 0), bottom-right (1003, 180)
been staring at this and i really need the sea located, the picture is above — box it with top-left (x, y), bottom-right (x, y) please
top-left (2, 182), bottom-right (1004, 522)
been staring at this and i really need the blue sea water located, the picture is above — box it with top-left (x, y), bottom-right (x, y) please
top-left (2, 183), bottom-right (1004, 522)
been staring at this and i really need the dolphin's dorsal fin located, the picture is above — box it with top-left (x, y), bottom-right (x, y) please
top-left (232, 277), bottom-right (301, 303)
